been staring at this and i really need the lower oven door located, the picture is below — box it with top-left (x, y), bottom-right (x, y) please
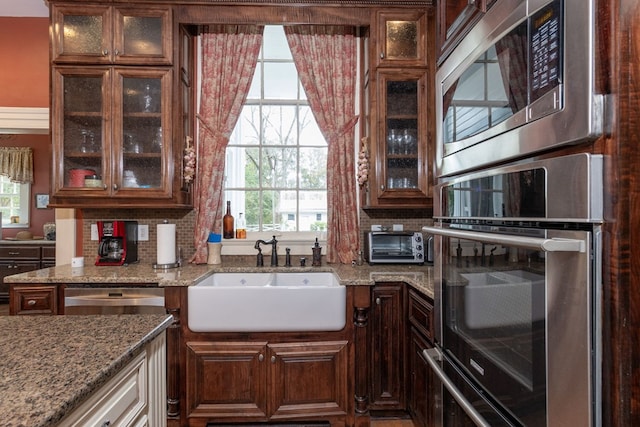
top-left (64, 287), bottom-right (166, 315)
top-left (422, 347), bottom-right (515, 427)
top-left (424, 224), bottom-right (598, 426)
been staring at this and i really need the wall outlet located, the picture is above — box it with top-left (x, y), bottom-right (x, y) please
top-left (138, 224), bottom-right (149, 241)
top-left (90, 223), bottom-right (98, 241)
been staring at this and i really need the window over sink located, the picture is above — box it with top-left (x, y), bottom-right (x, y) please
top-left (223, 26), bottom-right (328, 236)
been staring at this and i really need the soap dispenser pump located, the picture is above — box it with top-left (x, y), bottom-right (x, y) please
top-left (312, 238), bottom-right (322, 267)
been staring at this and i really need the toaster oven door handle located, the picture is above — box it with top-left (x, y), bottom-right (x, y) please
top-left (422, 347), bottom-right (491, 427)
top-left (422, 226), bottom-right (586, 253)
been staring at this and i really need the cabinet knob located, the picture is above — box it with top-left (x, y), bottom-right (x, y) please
top-left (27, 300), bottom-right (36, 306)
top-left (103, 184), bottom-right (108, 190)
top-left (376, 297), bottom-right (381, 305)
top-left (102, 49), bottom-right (109, 56)
top-left (271, 356), bottom-right (276, 363)
top-left (380, 52), bottom-right (384, 59)
top-left (258, 353), bottom-right (264, 362)
top-left (380, 185), bottom-right (385, 190)
top-left (114, 48), bottom-right (120, 56)
top-left (113, 184), bottom-right (119, 190)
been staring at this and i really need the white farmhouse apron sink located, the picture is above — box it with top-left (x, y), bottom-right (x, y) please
top-left (187, 272), bottom-right (346, 332)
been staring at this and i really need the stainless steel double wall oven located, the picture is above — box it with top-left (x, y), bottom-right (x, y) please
top-left (424, 0), bottom-right (604, 423)
top-left (423, 154), bottom-right (603, 426)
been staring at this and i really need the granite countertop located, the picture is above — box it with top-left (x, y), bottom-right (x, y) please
top-left (0, 314), bottom-right (173, 427)
top-left (3, 259), bottom-right (434, 298)
top-left (0, 239), bottom-right (56, 245)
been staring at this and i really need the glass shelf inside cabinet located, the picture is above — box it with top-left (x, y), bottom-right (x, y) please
top-left (63, 75), bottom-right (104, 188)
top-left (122, 76), bottom-right (163, 189)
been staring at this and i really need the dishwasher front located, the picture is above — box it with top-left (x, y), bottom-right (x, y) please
top-left (64, 287), bottom-right (166, 315)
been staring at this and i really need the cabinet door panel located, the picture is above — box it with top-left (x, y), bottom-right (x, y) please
top-left (52, 67), bottom-right (111, 197)
top-left (269, 341), bottom-right (349, 418)
top-left (185, 341), bottom-right (268, 420)
top-left (377, 10), bottom-right (427, 68)
top-left (370, 283), bottom-right (405, 411)
top-left (113, 7), bottom-right (173, 65)
top-left (52, 5), bottom-right (113, 63)
top-left (409, 328), bottom-right (434, 427)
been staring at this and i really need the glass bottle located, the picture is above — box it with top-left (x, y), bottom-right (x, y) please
top-left (235, 213), bottom-right (246, 239)
top-left (223, 201), bottom-right (234, 239)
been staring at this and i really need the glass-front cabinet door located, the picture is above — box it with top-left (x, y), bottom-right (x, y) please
top-left (52, 67), bottom-right (171, 202)
top-left (52, 68), bottom-right (110, 196)
top-left (374, 69), bottom-right (430, 207)
top-left (377, 10), bottom-right (427, 68)
top-left (113, 69), bottom-right (171, 198)
top-left (52, 5), bottom-right (172, 65)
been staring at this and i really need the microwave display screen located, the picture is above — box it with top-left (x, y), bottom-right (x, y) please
top-left (442, 0), bottom-right (563, 145)
top-left (530, 0), bottom-right (563, 103)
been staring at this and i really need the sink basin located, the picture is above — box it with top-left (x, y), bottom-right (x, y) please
top-left (188, 272), bottom-right (346, 332)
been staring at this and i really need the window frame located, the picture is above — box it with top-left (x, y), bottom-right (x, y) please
top-left (0, 175), bottom-right (31, 228)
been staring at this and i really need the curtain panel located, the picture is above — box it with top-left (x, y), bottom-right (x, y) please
top-left (0, 147), bottom-right (33, 183)
top-left (191, 25), bottom-right (264, 263)
top-left (285, 25), bottom-right (360, 264)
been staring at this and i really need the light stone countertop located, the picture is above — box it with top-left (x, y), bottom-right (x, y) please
top-left (0, 314), bottom-right (173, 427)
top-left (3, 259), bottom-right (434, 298)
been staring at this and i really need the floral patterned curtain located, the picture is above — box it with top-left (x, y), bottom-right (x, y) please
top-left (191, 25), bottom-right (263, 263)
top-left (284, 26), bottom-right (359, 264)
top-left (0, 147), bottom-right (33, 183)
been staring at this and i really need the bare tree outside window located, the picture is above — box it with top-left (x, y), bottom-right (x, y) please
top-left (224, 26), bottom-right (327, 233)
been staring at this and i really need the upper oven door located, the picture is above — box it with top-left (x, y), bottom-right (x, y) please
top-left (423, 224), bottom-right (597, 427)
top-left (435, 0), bottom-right (602, 177)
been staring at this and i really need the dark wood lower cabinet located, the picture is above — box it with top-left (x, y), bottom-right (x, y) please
top-left (185, 340), bottom-right (349, 422)
top-left (409, 328), bottom-right (434, 427)
top-left (407, 289), bottom-right (436, 427)
top-left (370, 283), bottom-right (406, 414)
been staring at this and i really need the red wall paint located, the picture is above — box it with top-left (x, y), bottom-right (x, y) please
top-left (0, 17), bottom-right (49, 107)
top-left (0, 17), bottom-right (55, 238)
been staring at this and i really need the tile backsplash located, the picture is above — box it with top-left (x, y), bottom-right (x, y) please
top-left (80, 207), bottom-right (434, 264)
top-left (81, 208), bottom-right (196, 264)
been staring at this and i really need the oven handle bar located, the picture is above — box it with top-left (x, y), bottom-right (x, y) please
top-left (422, 226), bottom-right (586, 252)
top-left (422, 347), bottom-right (491, 427)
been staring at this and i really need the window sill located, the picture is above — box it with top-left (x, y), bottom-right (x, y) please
top-left (218, 232), bottom-right (327, 256)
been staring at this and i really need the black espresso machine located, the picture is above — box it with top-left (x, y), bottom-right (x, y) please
top-left (95, 220), bottom-right (139, 266)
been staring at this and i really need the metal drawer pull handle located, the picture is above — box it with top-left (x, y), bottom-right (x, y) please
top-left (422, 226), bottom-right (586, 253)
top-left (27, 300), bottom-right (36, 306)
top-left (376, 297), bottom-right (381, 305)
top-left (271, 356), bottom-right (276, 363)
top-left (258, 354), bottom-right (264, 362)
top-left (422, 348), bottom-right (490, 427)
top-left (8, 251), bottom-right (19, 255)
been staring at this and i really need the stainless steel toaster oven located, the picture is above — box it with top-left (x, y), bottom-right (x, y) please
top-left (366, 231), bottom-right (425, 265)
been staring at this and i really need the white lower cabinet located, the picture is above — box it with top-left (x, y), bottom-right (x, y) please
top-left (59, 332), bottom-right (166, 427)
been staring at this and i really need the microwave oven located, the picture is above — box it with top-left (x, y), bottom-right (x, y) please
top-left (366, 231), bottom-right (425, 265)
top-left (435, 0), bottom-right (604, 177)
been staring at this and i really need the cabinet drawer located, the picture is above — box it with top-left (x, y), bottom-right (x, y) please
top-left (0, 246), bottom-right (40, 259)
top-left (13, 286), bottom-right (58, 315)
top-left (42, 245), bottom-right (56, 260)
top-left (408, 289), bottom-right (434, 343)
top-left (59, 350), bottom-right (147, 427)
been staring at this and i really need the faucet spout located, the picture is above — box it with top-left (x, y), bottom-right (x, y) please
top-left (254, 236), bottom-right (278, 267)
